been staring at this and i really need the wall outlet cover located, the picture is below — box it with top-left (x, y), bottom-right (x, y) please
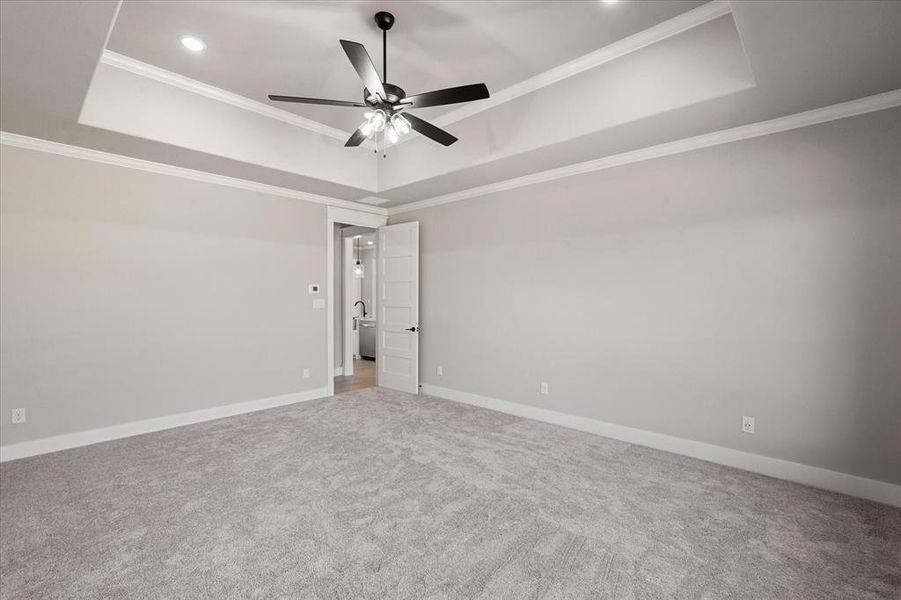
top-left (742, 416), bottom-right (755, 434)
top-left (540, 382), bottom-right (549, 395)
top-left (303, 368), bottom-right (311, 379)
top-left (436, 366), bottom-right (443, 376)
top-left (11, 408), bottom-right (26, 424)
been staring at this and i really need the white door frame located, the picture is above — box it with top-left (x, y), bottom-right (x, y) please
top-left (327, 206), bottom-right (387, 397)
top-left (343, 235), bottom-right (356, 376)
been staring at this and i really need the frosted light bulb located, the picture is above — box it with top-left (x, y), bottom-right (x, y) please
top-left (391, 114), bottom-right (411, 136)
top-left (385, 123), bottom-right (399, 144)
top-left (370, 110), bottom-right (387, 132)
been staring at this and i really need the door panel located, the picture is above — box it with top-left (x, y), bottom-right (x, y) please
top-left (377, 222), bottom-right (419, 394)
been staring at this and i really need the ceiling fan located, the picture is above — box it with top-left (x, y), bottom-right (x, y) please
top-left (268, 11), bottom-right (489, 148)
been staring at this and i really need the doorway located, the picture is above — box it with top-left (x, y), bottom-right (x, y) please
top-left (335, 226), bottom-right (378, 394)
top-left (325, 207), bottom-right (419, 397)
top-left (326, 206), bottom-right (386, 397)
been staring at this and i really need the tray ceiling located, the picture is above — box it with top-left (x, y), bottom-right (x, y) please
top-left (2, 1), bottom-right (900, 211)
top-left (106, 0), bottom-right (706, 133)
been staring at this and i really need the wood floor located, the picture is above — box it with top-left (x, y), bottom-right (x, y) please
top-left (334, 358), bottom-right (376, 394)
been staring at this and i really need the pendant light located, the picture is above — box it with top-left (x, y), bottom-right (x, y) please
top-left (354, 236), bottom-right (364, 279)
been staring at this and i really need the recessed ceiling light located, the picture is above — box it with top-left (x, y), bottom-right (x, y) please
top-left (602, 0), bottom-right (620, 4)
top-left (367, 241), bottom-right (373, 245)
top-left (179, 35), bottom-right (206, 52)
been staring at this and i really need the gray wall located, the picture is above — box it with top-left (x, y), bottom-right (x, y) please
top-left (391, 108), bottom-right (901, 485)
top-left (0, 145), bottom-right (328, 445)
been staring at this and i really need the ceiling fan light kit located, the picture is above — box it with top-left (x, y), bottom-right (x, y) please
top-left (268, 11), bottom-right (490, 151)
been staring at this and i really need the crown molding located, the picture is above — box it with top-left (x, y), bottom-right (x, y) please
top-left (6, 81), bottom-right (897, 221)
top-left (355, 196), bottom-right (391, 206)
top-left (0, 132), bottom-right (388, 216)
top-left (99, 50), bottom-right (376, 150)
top-left (387, 88), bottom-right (901, 216)
top-left (393, 0), bottom-right (733, 146)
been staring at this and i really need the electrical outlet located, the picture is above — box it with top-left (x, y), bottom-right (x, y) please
top-left (11, 408), bottom-right (26, 424)
top-left (436, 366), bottom-right (443, 376)
top-left (742, 416), bottom-right (755, 434)
top-left (303, 368), bottom-right (310, 379)
top-left (540, 382), bottom-right (549, 395)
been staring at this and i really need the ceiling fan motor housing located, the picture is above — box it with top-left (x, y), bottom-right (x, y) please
top-left (365, 83), bottom-right (405, 106)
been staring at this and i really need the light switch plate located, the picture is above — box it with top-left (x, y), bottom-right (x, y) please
top-left (312, 298), bottom-right (325, 309)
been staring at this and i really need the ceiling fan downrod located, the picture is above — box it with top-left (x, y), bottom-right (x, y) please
top-left (375, 11), bottom-right (394, 85)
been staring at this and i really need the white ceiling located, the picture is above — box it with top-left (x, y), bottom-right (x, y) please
top-left (107, 0), bottom-right (706, 132)
top-left (0, 0), bottom-right (374, 201)
top-left (2, 1), bottom-right (900, 211)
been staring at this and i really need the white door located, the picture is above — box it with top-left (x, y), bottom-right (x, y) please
top-left (377, 222), bottom-right (419, 394)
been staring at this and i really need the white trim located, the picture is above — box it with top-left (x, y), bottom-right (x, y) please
top-left (326, 207), bottom-right (388, 398)
top-left (356, 196), bottom-right (391, 205)
top-left (394, 0), bottom-right (733, 145)
top-left (326, 206), bottom-right (388, 229)
top-left (0, 131), bottom-right (387, 216)
top-left (0, 388), bottom-right (328, 462)
top-left (421, 384), bottom-right (901, 508)
top-left (388, 89), bottom-right (901, 215)
top-left (334, 367), bottom-right (344, 376)
top-left (100, 50), bottom-right (376, 149)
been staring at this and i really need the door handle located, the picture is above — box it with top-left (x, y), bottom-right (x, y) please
top-left (405, 326), bottom-right (418, 332)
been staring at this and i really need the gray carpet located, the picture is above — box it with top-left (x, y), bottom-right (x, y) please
top-left (1, 387), bottom-right (899, 599)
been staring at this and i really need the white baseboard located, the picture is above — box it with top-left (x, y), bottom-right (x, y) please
top-left (421, 384), bottom-right (901, 508)
top-left (334, 366), bottom-right (344, 376)
top-left (0, 387), bottom-right (329, 463)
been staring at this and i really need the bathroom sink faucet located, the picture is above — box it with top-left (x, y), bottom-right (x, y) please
top-left (354, 300), bottom-right (367, 317)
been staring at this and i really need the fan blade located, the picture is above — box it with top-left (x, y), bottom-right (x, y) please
top-left (344, 128), bottom-right (368, 147)
top-left (269, 95), bottom-right (366, 107)
top-left (400, 83), bottom-right (489, 109)
top-left (404, 113), bottom-right (458, 146)
top-left (339, 40), bottom-right (386, 100)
